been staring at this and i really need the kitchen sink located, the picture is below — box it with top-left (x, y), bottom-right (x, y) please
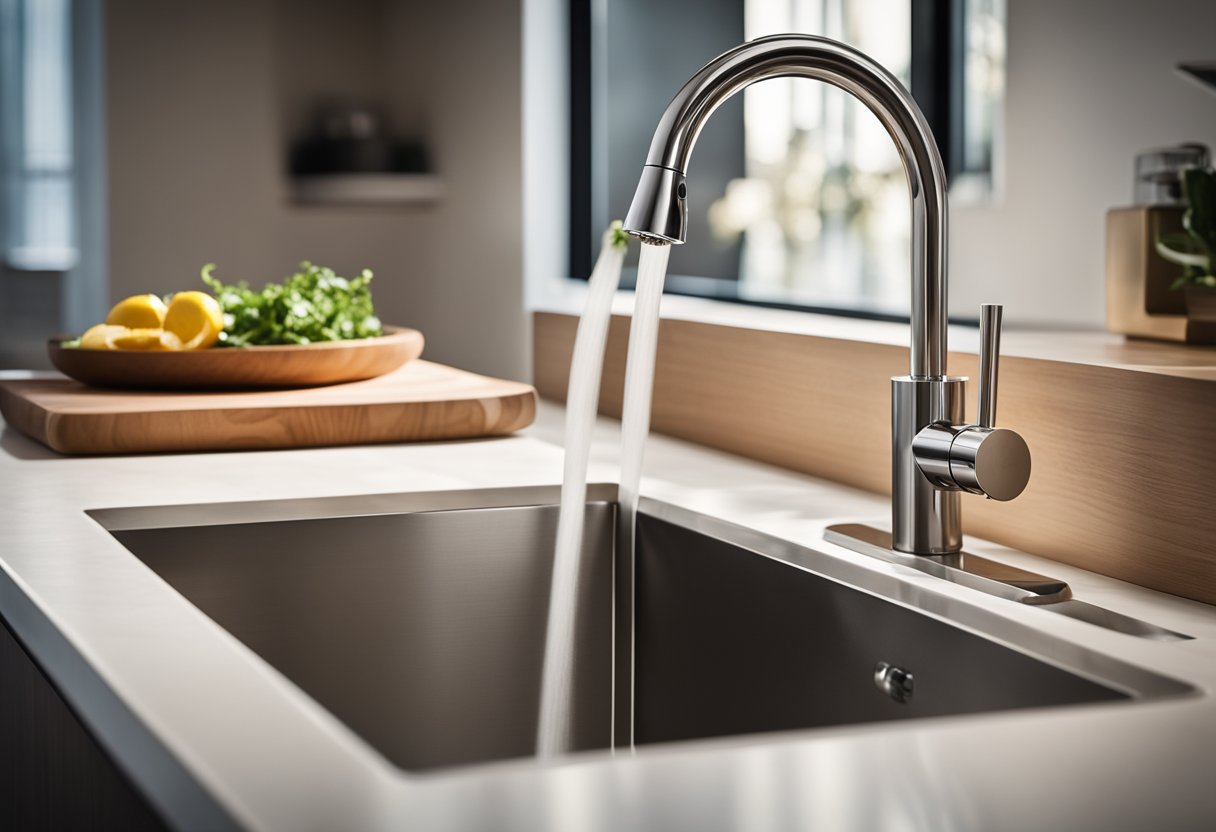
top-left (90, 486), bottom-right (1191, 774)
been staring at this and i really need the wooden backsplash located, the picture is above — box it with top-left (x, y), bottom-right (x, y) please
top-left (534, 311), bottom-right (1216, 606)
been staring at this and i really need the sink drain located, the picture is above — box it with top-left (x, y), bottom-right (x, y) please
top-left (874, 661), bottom-right (914, 703)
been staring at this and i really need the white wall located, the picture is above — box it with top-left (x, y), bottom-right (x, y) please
top-left (951, 0), bottom-right (1216, 327)
top-left (106, 0), bottom-right (526, 380)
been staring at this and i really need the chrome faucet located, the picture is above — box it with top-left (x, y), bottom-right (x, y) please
top-left (623, 34), bottom-right (1030, 556)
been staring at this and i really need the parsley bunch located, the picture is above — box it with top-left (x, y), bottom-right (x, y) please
top-left (201, 262), bottom-right (384, 347)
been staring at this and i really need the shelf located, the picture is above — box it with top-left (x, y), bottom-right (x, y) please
top-left (288, 174), bottom-right (445, 206)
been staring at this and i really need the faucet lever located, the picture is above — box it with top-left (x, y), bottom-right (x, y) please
top-left (946, 304), bottom-right (1029, 501)
top-left (977, 304), bottom-right (1001, 428)
top-left (912, 302), bottom-right (1030, 503)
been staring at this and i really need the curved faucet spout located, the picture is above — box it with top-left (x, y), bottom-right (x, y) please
top-left (622, 34), bottom-right (949, 379)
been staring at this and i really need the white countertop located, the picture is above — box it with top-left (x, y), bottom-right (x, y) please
top-left (2, 388), bottom-right (1216, 831)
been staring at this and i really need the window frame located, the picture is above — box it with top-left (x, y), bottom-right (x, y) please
top-left (0, 0), bottom-right (78, 274)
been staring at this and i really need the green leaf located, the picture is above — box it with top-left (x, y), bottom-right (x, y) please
top-left (1183, 167), bottom-right (1216, 254)
top-left (609, 219), bottom-right (631, 250)
top-left (1158, 167), bottom-right (1216, 289)
top-left (1157, 231), bottom-right (1207, 254)
top-left (202, 262), bottom-right (384, 347)
top-left (1155, 233), bottom-right (1210, 269)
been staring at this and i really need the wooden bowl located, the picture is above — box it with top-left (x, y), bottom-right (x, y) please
top-left (48, 326), bottom-right (424, 390)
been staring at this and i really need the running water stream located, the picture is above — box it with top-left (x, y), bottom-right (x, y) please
top-left (614, 241), bottom-right (672, 748)
top-left (536, 225), bottom-right (629, 757)
top-left (536, 235), bottom-right (672, 758)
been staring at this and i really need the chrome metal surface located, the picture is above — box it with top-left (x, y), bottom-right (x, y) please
top-left (829, 522), bottom-right (1071, 603)
top-left (906, 409), bottom-right (963, 490)
top-left (96, 487), bottom-right (1192, 777)
top-left (874, 662), bottom-right (914, 704)
top-left (908, 303), bottom-right (1031, 510)
top-left (621, 33), bottom-right (948, 379)
top-left (622, 165), bottom-right (687, 244)
top-left (622, 35), bottom-right (1034, 555)
top-left (893, 376), bottom-right (964, 554)
top-left (825, 523), bottom-right (1192, 641)
top-left (947, 426), bottom-right (1032, 501)
top-left (977, 304), bottom-right (1001, 428)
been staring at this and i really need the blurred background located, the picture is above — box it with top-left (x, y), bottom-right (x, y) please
top-left (2, 0), bottom-right (1215, 377)
top-left (1, 0), bottom-right (523, 374)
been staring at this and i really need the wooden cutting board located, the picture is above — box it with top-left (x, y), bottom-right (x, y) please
top-left (0, 360), bottom-right (536, 455)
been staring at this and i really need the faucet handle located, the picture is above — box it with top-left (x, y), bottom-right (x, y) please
top-left (977, 304), bottom-right (1001, 428)
top-left (953, 303), bottom-right (1030, 501)
top-left (946, 425), bottom-right (1031, 501)
top-left (911, 302), bottom-right (1031, 502)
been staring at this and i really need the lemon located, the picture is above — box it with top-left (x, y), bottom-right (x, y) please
top-left (106, 294), bottom-right (168, 329)
top-left (78, 290), bottom-right (221, 352)
top-left (80, 324), bottom-right (129, 350)
top-left (111, 327), bottom-right (182, 351)
top-left (164, 291), bottom-right (224, 350)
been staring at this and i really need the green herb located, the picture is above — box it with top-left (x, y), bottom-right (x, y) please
top-left (1156, 166), bottom-right (1216, 290)
top-left (201, 262), bottom-right (384, 347)
top-left (609, 219), bottom-right (631, 250)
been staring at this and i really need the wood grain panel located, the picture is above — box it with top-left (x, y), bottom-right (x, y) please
top-left (534, 311), bottom-right (1216, 606)
top-left (0, 360), bottom-right (536, 455)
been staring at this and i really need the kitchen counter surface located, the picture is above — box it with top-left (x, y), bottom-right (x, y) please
top-left (2, 380), bottom-right (1215, 831)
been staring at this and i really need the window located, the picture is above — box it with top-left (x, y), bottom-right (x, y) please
top-left (571, 0), bottom-right (1005, 320)
top-left (0, 0), bottom-right (77, 272)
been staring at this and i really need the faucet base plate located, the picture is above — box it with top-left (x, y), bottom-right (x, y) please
top-left (824, 524), bottom-right (1191, 641)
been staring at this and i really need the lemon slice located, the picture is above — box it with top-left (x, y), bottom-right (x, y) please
top-left (106, 294), bottom-right (168, 329)
top-left (110, 327), bottom-right (181, 351)
top-left (164, 291), bottom-right (224, 350)
top-left (80, 324), bottom-right (130, 350)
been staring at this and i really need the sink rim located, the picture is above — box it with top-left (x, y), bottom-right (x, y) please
top-left (87, 482), bottom-right (622, 532)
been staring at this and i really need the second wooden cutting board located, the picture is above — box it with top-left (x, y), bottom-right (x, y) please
top-left (0, 360), bottom-right (537, 455)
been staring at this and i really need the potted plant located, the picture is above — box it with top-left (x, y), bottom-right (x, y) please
top-left (1156, 165), bottom-right (1216, 324)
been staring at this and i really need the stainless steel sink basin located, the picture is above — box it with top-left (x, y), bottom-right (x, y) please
top-left (91, 486), bottom-right (1191, 774)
